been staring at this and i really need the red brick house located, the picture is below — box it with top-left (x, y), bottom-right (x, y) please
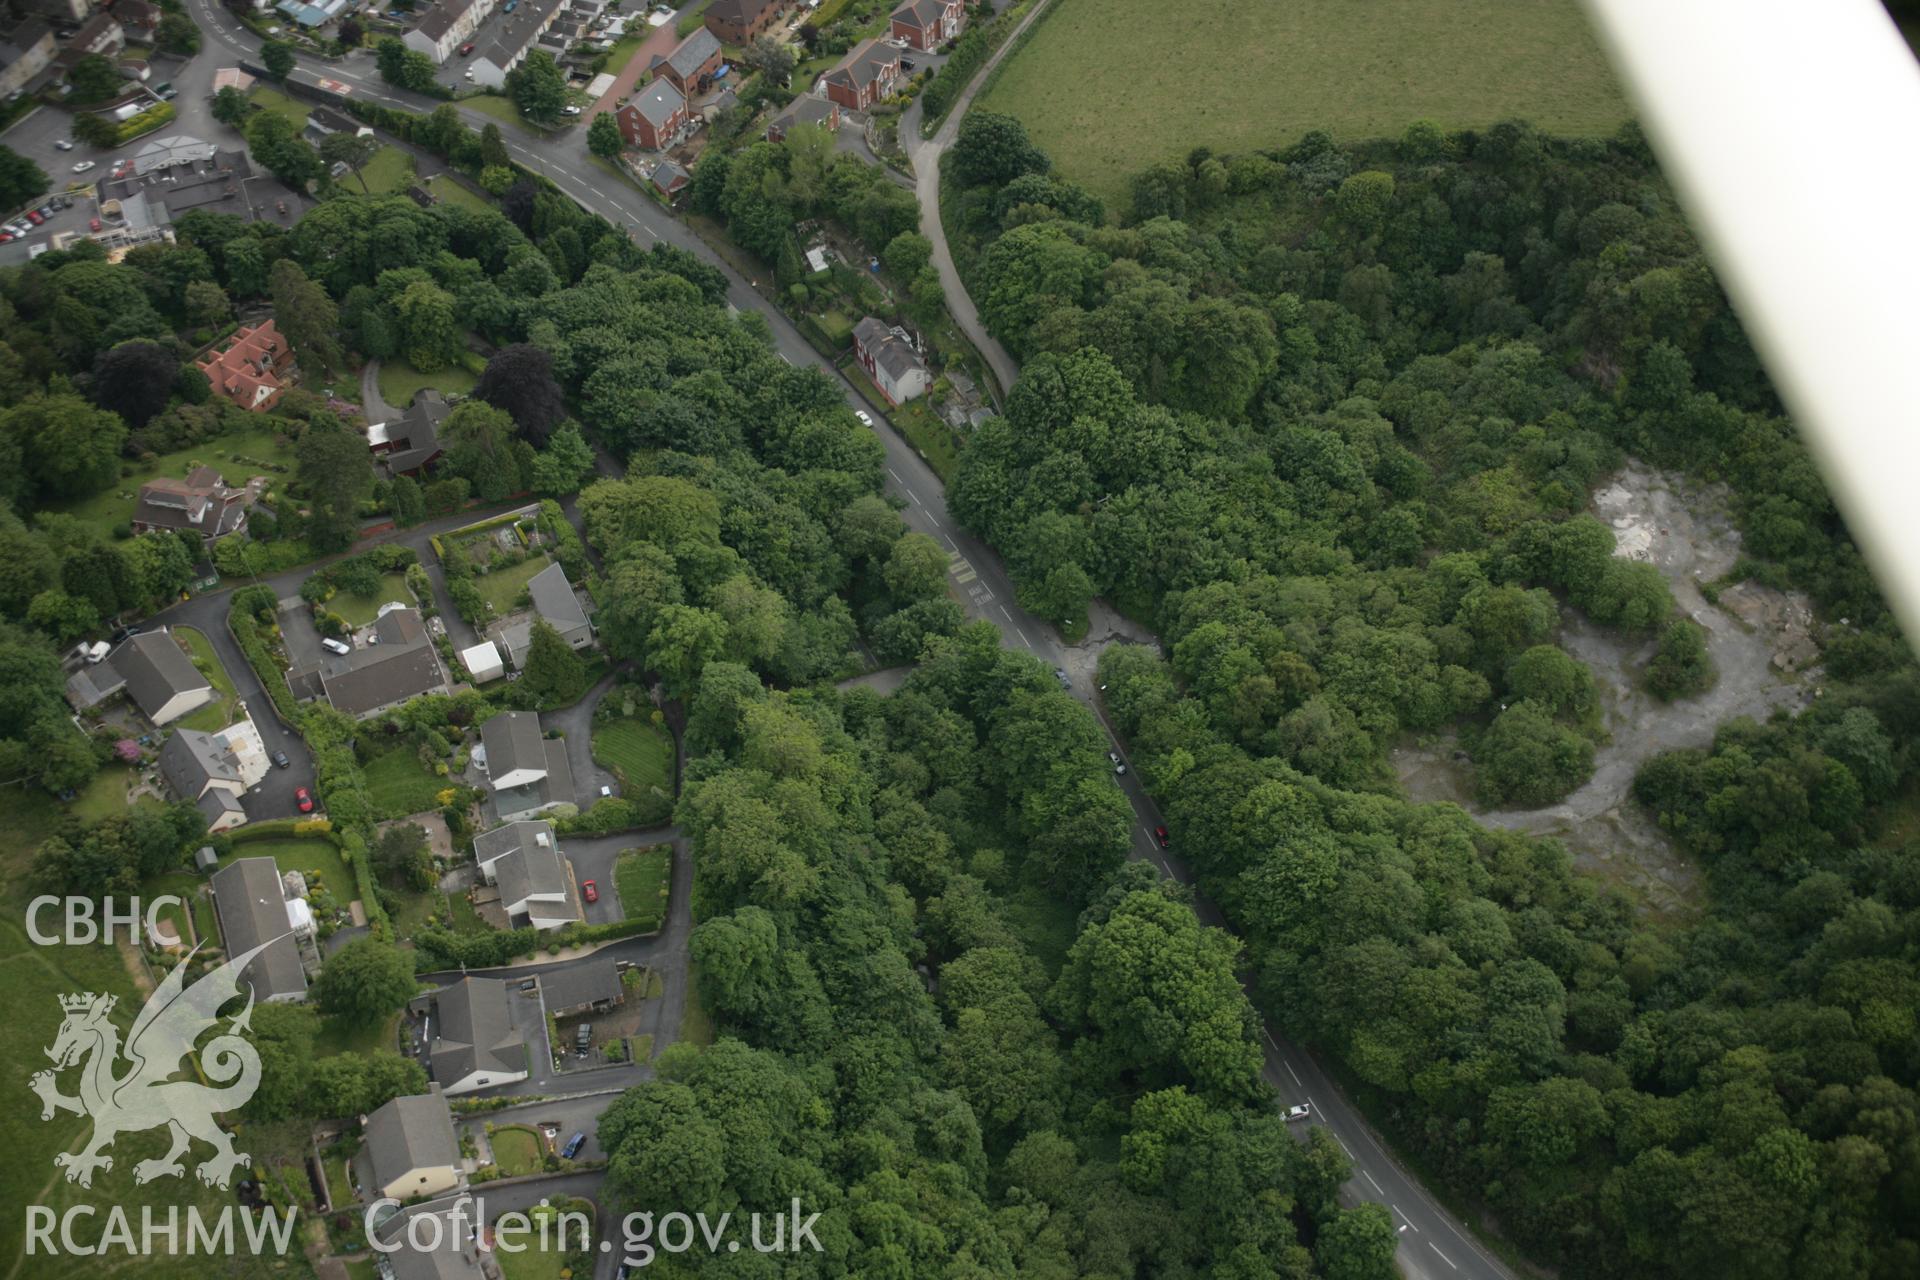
top-left (889, 0), bottom-right (962, 52)
top-left (820, 38), bottom-right (899, 111)
top-left (616, 77), bottom-right (687, 150)
top-left (646, 26), bottom-right (723, 95)
top-left (196, 320), bottom-right (295, 412)
top-left (703, 0), bottom-right (782, 47)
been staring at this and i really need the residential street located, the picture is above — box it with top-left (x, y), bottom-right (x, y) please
top-left (63, 9), bottom-right (1517, 1278)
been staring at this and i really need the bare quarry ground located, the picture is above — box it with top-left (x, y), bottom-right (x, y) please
top-left (1394, 461), bottom-right (1818, 915)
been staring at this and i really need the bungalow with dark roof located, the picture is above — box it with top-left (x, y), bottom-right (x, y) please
top-left (473, 820), bottom-right (577, 929)
top-left (651, 159), bottom-right (690, 197)
top-left (209, 856), bottom-right (311, 1002)
top-left (646, 25), bottom-right (722, 95)
top-left (412, 976), bottom-right (527, 1094)
top-left (132, 465), bottom-right (254, 543)
top-left (766, 93), bottom-right (839, 142)
top-left (477, 709), bottom-right (575, 821)
top-left (489, 562), bottom-right (594, 667)
top-left (616, 77), bottom-right (686, 150)
top-left (65, 629), bottom-right (215, 725)
top-left (196, 319), bottom-right (295, 411)
top-left (540, 959), bottom-right (626, 1018)
top-left (160, 718), bottom-right (269, 833)
top-left (362, 1086), bottom-right (464, 1202)
top-left (821, 38), bottom-right (899, 111)
top-left (890, 0), bottom-right (963, 51)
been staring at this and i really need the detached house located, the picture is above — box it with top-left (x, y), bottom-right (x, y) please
top-left (363, 1086), bottom-right (463, 1202)
top-left (132, 466), bottom-right (254, 544)
top-left (820, 38), bottom-right (899, 111)
top-left (766, 94), bottom-right (838, 142)
top-left (889, 0), bottom-right (962, 51)
top-left (646, 25), bottom-right (722, 95)
top-left (413, 976), bottom-right (527, 1095)
top-left (477, 710), bottom-right (575, 821)
top-left (490, 563), bottom-right (594, 668)
top-left (209, 856), bottom-right (312, 1002)
top-left (0, 20), bottom-right (56, 100)
top-left (302, 607), bottom-right (454, 720)
top-left (473, 820), bottom-right (578, 930)
top-left (616, 77), bottom-right (686, 150)
top-left (368, 389), bottom-right (450, 478)
top-left (160, 718), bottom-right (270, 833)
top-left (853, 316), bottom-right (931, 405)
top-left (65, 629), bottom-right (215, 726)
top-left (197, 319), bottom-right (295, 412)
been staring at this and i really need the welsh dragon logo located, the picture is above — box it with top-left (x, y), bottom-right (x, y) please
top-left (30, 941), bottom-right (274, 1190)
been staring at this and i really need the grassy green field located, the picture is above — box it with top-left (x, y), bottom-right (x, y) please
top-left (47, 426), bottom-right (294, 538)
top-left (978, 0), bottom-right (1630, 203)
top-left (0, 786), bottom-right (283, 1280)
top-left (612, 845), bottom-right (671, 931)
top-left (591, 716), bottom-right (674, 794)
top-left (490, 1124), bottom-right (546, 1177)
top-left (356, 145), bottom-right (415, 194)
top-left (174, 625), bottom-right (244, 732)
top-left (423, 172), bottom-right (495, 214)
top-left (474, 553), bottom-right (552, 616)
top-left (363, 746), bottom-right (446, 819)
top-left (377, 357), bottom-right (479, 409)
top-left (331, 572), bottom-right (415, 628)
top-left (248, 84), bottom-right (310, 129)
top-left (70, 762), bottom-right (140, 823)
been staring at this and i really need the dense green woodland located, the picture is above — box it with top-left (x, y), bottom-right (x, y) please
top-left (942, 112), bottom-right (1920, 1278)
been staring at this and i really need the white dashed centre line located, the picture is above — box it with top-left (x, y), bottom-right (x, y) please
top-left (999, 605), bottom-right (1011, 620)
top-left (887, 468), bottom-right (902, 482)
top-left (1429, 1243), bottom-right (1457, 1270)
top-left (1363, 1171), bottom-right (1383, 1194)
top-left (1286, 1060), bottom-right (1300, 1085)
top-left (905, 488), bottom-right (920, 504)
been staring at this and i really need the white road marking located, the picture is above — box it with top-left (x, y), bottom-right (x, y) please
top-left (905, 488), bottom-right (920, 504)
top-left (590, 187), bottom-right (605, 197)
top-left (1014, 627), bottom-right (1030, 648)
top-left (640, 225), bottom-right (656, 237)
top-left (887, 468), bottom-right (902, 482)
top-left (926, 513), bottom-right (941, 528)
top-left (1286, 1060), bottom-right (1301, 1085)
top-left (1394, 1206), bottom-right (1418, 1232)
top-left (1336, 1136), bottom-right (1353, 1157)
top-left (999, 605), bottom-right (1011, 620)
top-left (1429, 1243), bottom-right (1457, 1270)
top-left (1364, 1171), bottom-right (1383, 1194)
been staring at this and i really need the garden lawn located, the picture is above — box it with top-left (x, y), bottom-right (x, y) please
top-left (331, 572), bottom-right (416, 627)
top-left (612, 845), bottom-right (670, 932)
top-left (461, 93), bottom-right (554, 134)
top-left (978, 0), bottom-right (1630, 204)
top-left (175, 626), bottom-right (244, 731)
top-left (45, 426), bottom-right (296, 539)
top-left (378, 356), bottom-right (479, 409)
top-left (363, 746), bottom-right (447, 819)
top-left (69, 762), bottom-right (138, 823)
top-left (144, 872), bottom-right (215, 947)
top-left (424, 173), bottom-right (494, 213)
top-left (356, 145), bottom-right (414, 194)
top-left (474, 553), bottom-right (552, 616)
top-left (591, 716), bottom-right (674, 794)
top-left (217, 836), bottom-right (356, 903)
top-left (323, 1145), bottom-right (357, 1209)
top-left (247, 85), bottom-right (310, 128)
top-left (314, 1009), bottom-right (404, 1058)
top-left (490, 1125), bottom-right (545, 1177)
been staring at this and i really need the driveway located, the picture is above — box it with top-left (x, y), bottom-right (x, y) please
top-left (539, 668), bottom-right (626, 806)
top-left (562, 830), bottom-right (676, 928)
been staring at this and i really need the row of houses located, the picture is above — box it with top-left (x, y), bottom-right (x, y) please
top-left (402, 0), bottom-right (569, 89)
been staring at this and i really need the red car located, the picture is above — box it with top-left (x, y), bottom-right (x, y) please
top-left (1154, 824), bottom-right (1171, 849)
top-left (89, 216), bottom-right (101, 232)
top-left (25, 210), bottom-right (42, 224)
top-left (581, 880), bottom-right (598, 904)
top-left (295, 787), bottom-right (314, 814)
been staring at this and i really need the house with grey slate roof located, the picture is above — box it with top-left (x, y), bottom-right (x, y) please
top-left (540, 959), bottom-right (625, 1018)
top-left (646, 25), bottom-right (722, 94)
top-left (160, 718), bottom-right (269, 833)
top-left (209, 856), bottom-right (312, 1002)
top-left (301, 607), bottom-right (453, 720)
top-left (368, 390), bottom-right (450, 478)
top-left (477, 710), bottom-right (575, 821)
top-left (473, 820), bottom-right (577, 929)
top-left (371, 1195), bottom-right (494, 1279)
top-left (413, 977), bottom-right (527, 1095)
top-left (363, 1085), bottom-right (464, 1202)
top-left (65, 629), bottom-right (215, 726)
top-left (853, 316), bottom-right (931, 406)
top-left (489, 563), bottom-right (594, 668)
top-left (615, 76), bottom-right (687, 150)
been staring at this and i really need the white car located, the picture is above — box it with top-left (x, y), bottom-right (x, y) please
top-left (1108, 750), bottom-right (1126, 775)
top-left (70, 160), bottom-right (95, 173)
top-left (321, 637), bottom-right (352, 656)
top-left (561, 105), bottom-right (581, 116)
top-left (54, 139), bottom-right (73, 151)
top-left (853, 409), bottom-right (873, 426)
top-left (1283, 1103), bottom-right (1311, 1123)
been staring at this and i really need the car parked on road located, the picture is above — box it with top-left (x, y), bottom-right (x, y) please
top-left (1154, 824), bottom-right (1170, 849)
top-left (1108, 750), bottom-right (1126, 775)
top-left (1284, 1103), bottom-right (1311, 1122)
top-left (561, 1131), bottom-right (585, 1159)
top-left (25, 210), bottom-right (42, 224)
top-left (459, 41), bottom-right (474, 54)
top-left (89, 216), bottom-right (101, 232)
top-left (271, 750), bottom-right (291, 770)
top-left (295, 787), bottom-right (314, 813)
top-left (71, 160), bottom-right (95, 173)
top-left (1053, 668), bottom-right (1071, 690)
top-left (54, 139), bottom-right (73, 150)
top-left (581, 880), bottom-right (598, 903)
